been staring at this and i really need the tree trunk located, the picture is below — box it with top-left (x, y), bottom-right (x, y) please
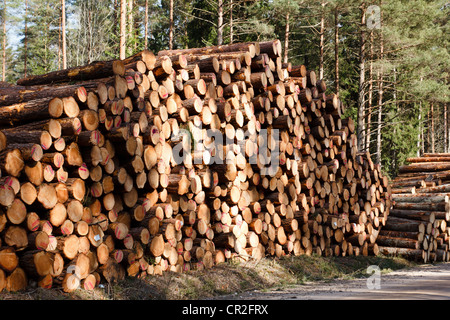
top-left (184, 16), bottom-right (188, 49)
top-left (356, 3), bottom-right (366, 151)
top-left (229, 0), bottom-right (233, 44)
top-left (144, 0), bottom-right (149, 49)
top-left (431, 102), bottom-right (435, 153)
top-left (417, 102), bottom-right (421, 157)
top-left (2, 0), bottom-right (6, 82)
top-left (16, 60), bottom-right (124, 86)
top-left (158, 41), bottom-right (259, 58)
top-left (319, 0), bottom-right (325, 79)
top-left (128, 0), bottom-right (133, 56)
top-left (24, 0), bottom-right (28, 78)
top-left (376, 5), bottom-right (384, 164)
top-left (398, 162), bottom-right (450, 173)
top-left (284, 12), bottom-right (290, 64)
top-left (444, 103), bottom-right (448, 153)
top-left (217, 0), bottom-right (223, 46)
top-left (334, 5), bottom-right (339, 95)
top-left (446, 103), bottom-right (450, 153)
top-left (427, 109), bottom-right (430, 152)
top-left (421, 102), bottom-right (425, 154)
top-left (58, 12), bottom-right (61, 70)
top-left (61, 0), bottom-right (67, 69)
top-left (119, 0), bottom-right (126, 60)
top-left (376, 235), bottom-right (420, 250)
top-left (377, 246), bottom-right (425, 262)
top-left (366, 30), bottom-right (374, 151)
top-left (169, 0), bottom-right (174, 50)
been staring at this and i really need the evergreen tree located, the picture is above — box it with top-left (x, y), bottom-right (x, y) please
top-left (67, 0), bottom-right (116, 65)
top-left (0, 0), bottom-right (448, 177)
top-left (376, 0), bottom-right (450, 175)
top-left (13, 0), bottom-right (60, 77)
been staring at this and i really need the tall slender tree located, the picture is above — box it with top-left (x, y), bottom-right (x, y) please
top-left (217, 0), bottom-right (223, 45)
top-left (319, 0), bottom-right (327, 79)
top-left (2, 0), bottom-right (6, 81)
top-left (283, 10), bottom-right (289, 64)
top-left (144, 0), bottom-right (149, 48)
top-left (334, 4), bottom-right (339, 95)
top-left (15, 0), bottom-right (61, 76)
top-left (431, 102), bottom-right (435, 153)
top-left (269, 0), bottom-right (298, 65)
top-left (61, 0), bottom-right (66, 69)
top-left (67, 0), bottom-right (117, 65)
top-left (365, 29), bottom-right (374, 151)
top-left (127, 0), bottom-right (133, 55)
top-left (229, 0), bottom-right (233, 44)
top-left (444, 103), bottom-right (448, 153)
top-left (169, 0), bottom-right (173, 49)
top-left (24, 0), bottom-right (28, 77)
top-left (356, 2), bottom-right (366, 151)
top-left (120, 0), bottom-right (126, 59)
top-left (57, 11), bottom-right (61, 69)
top-left (375, 5), bottom-right (384, 164)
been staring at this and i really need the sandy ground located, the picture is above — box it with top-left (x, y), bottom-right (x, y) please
top-left (215, 262), bottom-right (450, 300)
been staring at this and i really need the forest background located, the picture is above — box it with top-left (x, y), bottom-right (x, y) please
top-left (0, 0), bottom-right (448, 178)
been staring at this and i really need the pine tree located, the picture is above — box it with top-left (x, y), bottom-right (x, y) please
top-left (120, 0), bottom-right (126, 59)
top-left (12, 0), bottom-right (60, 77)
top-left (67, 0), bottom-right (116, 65)
top-left (1, 0), bottom-right (6, 81)
top-left (61, 0), bottom-right (66, 69)
top-left (269, 0), bottom-right (299, 64)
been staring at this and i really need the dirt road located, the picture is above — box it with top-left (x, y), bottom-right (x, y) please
top-left (217, 263), bottom-right (450, 300)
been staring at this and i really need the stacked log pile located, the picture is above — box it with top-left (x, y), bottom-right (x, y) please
top-left (382, 154), bottom-right (450, 263)
top-left (393, 153), bottom-right (450, 189)
top-left (0, 39), bottom-right (392, 293)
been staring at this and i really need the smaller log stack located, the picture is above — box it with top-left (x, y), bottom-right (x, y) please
top-left (391, 153), bottom-right (450, 190)
top-left (0, 39), bottom-right (392, 293)
top-left (380, 154), bottom-right (450, 263)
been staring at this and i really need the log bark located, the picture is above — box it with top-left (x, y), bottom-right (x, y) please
top-left (399, 162), bottom-right (450, 173)
top-left (0, 83), bottom-right (92, 107)
top-left (377, 246), bottom-right (426, 262)
top-left (376, 235), bottom-right (421, 249)
top-left (16, 60), bottom-right (126, 86)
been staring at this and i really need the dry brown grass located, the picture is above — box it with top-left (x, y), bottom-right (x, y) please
top-left (0, 254), bottom-right (415, 300)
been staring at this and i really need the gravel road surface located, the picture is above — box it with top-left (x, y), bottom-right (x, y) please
top-left (216, 263), bottom-right (450, 300)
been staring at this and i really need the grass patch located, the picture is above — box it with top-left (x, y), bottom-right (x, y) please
top-left (276, 254), bottom-right (416, 283)
top-left (0, 254), bottom-right (418, 300)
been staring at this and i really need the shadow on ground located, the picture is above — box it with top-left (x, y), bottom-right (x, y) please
top-left (0, 254), bottom-right (416, 300)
